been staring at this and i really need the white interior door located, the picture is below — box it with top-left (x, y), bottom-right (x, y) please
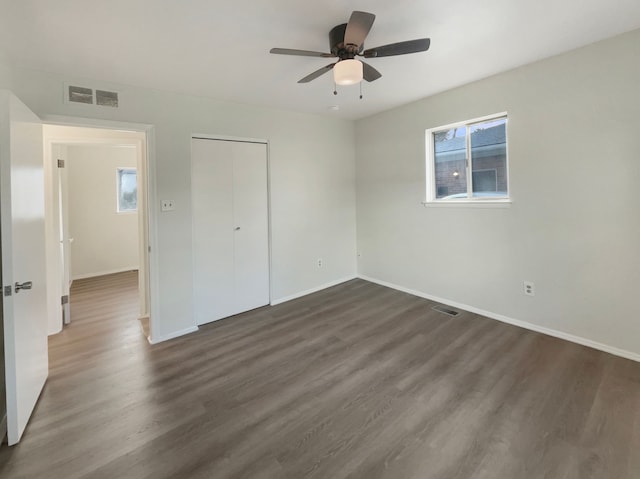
top-left (191, 138), bottom-right (269, 326)
top-left (232, 143), bottom-right (269, 313)
top-left (0, 90), bottom-right (48, 445)
top-left (192, 139), bottom-right (236, 323)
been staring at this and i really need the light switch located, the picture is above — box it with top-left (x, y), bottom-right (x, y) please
top-left (161, 200), bottom-right (175, 212)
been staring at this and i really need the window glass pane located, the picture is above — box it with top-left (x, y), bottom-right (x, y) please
top-left (434, 126), bottom-right (467, 199)
top-left (470, 118), bottom-right (507, 197)
top-left (118, 168), bottom-right (137, 212)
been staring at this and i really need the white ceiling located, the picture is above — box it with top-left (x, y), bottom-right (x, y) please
top-left (1, 0), bottom-right (640, 120)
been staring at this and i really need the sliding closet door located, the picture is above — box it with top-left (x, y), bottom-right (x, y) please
top-left (191, 138), bottom-right (269, 326)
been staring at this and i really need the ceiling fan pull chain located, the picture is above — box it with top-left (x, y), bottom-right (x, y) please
top-left (359, 82), bottom-right (363, 100)
top-left (334, 82), bottom-right (338, 95)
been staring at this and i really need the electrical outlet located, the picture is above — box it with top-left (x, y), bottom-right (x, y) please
top-left (523, 281), bottom-right (535, 296)
top-left (161, 200), bottom-right (175, 212)
top-left (317, 258), bottom-right (323, 268)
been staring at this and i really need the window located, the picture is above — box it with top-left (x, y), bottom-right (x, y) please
top-left (117, 168), bottom-right (137, 212)
top-left (426, 114), bottom-right (509, 203)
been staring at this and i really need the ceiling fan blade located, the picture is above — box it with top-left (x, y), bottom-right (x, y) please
top-left (363, 38), bottom-right (431, 58)
top-left (344, 11), bottom-right (376, 48)
top-left (362, 61), bottom-right (382, 82)
top-left (297, 63), bottom-right (336, 83)
top-left (270, 48), bottom-right (334, 58)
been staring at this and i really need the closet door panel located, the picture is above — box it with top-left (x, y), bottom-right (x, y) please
top-left (192, 139), bottom-right (236, 325)
top-left (232, 143), bottom-right (270, 313)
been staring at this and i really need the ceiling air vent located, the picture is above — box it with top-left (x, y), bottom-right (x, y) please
top-left (68, 85), bottom-right (93, 104)
top-left (96, 89), bottom-right (118, 107)
top-left (66, 84), bottom-right (119, 108)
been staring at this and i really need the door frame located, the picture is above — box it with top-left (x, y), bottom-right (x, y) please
top-left (190, 133), bottom-right (272, 327)
top-left (41, 115), bottom-right (160, 342)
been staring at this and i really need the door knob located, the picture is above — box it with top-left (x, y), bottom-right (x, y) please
top-left (234, 227), bottom-right (241, 231)
top-left (15, 281), bottom-right (33, 293)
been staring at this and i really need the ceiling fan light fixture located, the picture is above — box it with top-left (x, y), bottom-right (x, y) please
top-left (333, 59), bottom-right (363, 85)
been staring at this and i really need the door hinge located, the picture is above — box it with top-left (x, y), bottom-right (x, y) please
top-left (61, 295), bottom-right (69, 305)
top-left (4, 285), bottom-right (12, 297)
top-left (57, 159), bottom-right (65, 168)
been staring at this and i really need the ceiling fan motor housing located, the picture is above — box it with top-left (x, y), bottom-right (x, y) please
top-left (329, 24), bottom-right (362, 59)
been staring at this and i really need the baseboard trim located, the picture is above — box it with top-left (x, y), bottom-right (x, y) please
top-left (270, 275), bottom-right (357, 306)
top-left (148, 325), bottom-right (199, 345)
top-left (358, 274), bottom-right (640, 363)
top-left (72, 267), bottom-right (139, 281)
top-left (148, 276), bottom-right (357, 344)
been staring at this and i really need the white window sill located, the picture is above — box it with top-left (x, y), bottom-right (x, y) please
top-left (422, 199), bottom-right (511, 208)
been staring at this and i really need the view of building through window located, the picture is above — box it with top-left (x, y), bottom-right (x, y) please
top-left (432, 116), bottom-right (507, 200)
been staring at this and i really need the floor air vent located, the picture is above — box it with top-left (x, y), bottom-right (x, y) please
top-left (432, 305), bottom-right (460, 316)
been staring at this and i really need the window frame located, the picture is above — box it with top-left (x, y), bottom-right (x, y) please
top-left (425, 112), bottom-right (510, 206)
top-left (116, 167), bottom-right (138, 213)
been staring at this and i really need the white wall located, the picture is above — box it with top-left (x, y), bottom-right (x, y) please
top-left (66, 144), bottom-right (139, 279)
top-left (0, 61), bottom-right (10, 87)
top-left (0, 64), bottom-right (357, 342)
top-left (355, 29), bottom-right (640, 359)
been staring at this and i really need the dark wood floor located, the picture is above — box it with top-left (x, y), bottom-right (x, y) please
top-left (1, 272), bottom-right (639, 478)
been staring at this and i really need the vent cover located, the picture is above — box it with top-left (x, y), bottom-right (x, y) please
top-left (68, 85), bottom-right (93, 104)
top-left (67, 84), bottom-right (119, 108)
top-left (432, 305), bottom-right (460, 316)
top-left (96, 89), bottom-right (118, 107)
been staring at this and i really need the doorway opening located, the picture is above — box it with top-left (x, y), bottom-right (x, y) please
top-left (43, 124), bottom-right (152, 339)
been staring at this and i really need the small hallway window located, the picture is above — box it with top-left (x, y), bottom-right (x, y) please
top-left (117, 168), bottom-right (137, 212)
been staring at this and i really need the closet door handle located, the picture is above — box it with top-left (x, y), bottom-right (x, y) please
top-left (234, 227), bottom-right (241, 231)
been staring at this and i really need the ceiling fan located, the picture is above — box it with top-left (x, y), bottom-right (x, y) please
top-left (270, 11), bottom-right (430, 86)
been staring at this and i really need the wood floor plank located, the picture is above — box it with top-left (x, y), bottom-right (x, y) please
top-left (1, 272), bottom-right (639, 478)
